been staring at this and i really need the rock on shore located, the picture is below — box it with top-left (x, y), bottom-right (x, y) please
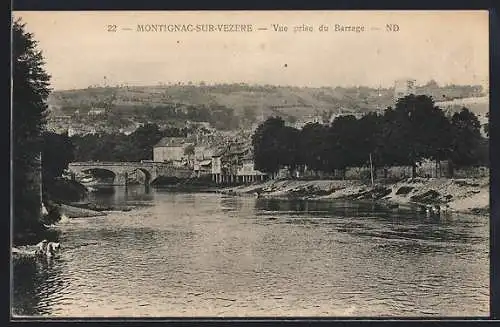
top-left (378, 177), bottom-right (489, 214)
top-left (56, 203), bottom-right (106, 218)
top-left (220, 177), bottom-right (489, 215)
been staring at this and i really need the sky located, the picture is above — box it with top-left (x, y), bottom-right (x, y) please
top-left (13, 10), bottom-right (489, 91)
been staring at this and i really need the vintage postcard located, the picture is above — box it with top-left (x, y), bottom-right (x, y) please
top-left (11, 10), bottom-right (489, 318)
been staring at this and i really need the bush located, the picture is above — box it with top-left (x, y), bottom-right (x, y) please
top-left (45, 178), bottom-right (87, 203)
top-left (42, 202), bottom-right (61, 225)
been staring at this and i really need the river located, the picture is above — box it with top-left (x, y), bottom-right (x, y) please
top-left (12, 185), bottom-right (489, 317)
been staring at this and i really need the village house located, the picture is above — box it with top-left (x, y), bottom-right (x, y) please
top-left (194, 144), bottom-right (214, 161)
top-left (191, 141), bottom-right (215, 176)
top-left (394, 78), bottom-right (417, 100)
top-left (211, 141), bottom-right (267, 184)
top-left (293, 114), bottom-right (324, 129)
top-left (153, 136), bottom-right (217, 169)
top-left (193, 158), bottom-right (212, 177)
top-left (87, 107), bottom-right (106, 116)
top-left (236, 152), bottom-right (267, 183)
top-left (329, 108), bottom-right (364, 123)
top-left (118, 125), bottom-right (137, 136)
top-left (153, 137), bottom-right (193, 166)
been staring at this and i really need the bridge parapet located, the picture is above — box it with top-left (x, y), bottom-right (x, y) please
top-left (68, 161), bottom-right (193, 185)
top-left (69, 161), bottom-right (177, 168)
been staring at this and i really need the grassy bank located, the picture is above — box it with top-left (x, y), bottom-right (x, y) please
top-left (219, 177), bottom-right (489, 216)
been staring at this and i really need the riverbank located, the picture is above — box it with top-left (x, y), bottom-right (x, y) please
top-left (56, 203), bottom-right (107, 218)
top-left (218, 177), bottom-right (489, 216)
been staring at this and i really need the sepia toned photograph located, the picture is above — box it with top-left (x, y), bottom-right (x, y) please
top-left (11, 10), bottom-right (489, 318)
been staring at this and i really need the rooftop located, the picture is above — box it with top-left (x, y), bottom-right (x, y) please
top-left (212, 141), bottom-right (252, 158)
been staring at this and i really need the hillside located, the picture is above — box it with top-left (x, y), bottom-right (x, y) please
top-left (48, 82), bottom-right (485, 123)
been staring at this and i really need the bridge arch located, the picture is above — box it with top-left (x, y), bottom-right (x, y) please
top-left (125, 168), bottom-right (152, 185)
top-left (68, 161), bottom-right (192, 186)
top-left (81, 168), bottom-right (117, 183)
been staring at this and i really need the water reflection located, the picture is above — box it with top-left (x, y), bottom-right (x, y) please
top-left (12, 187), bottom-right (489, 317)
top-left (13, 256), bottom-right (67, 316)
top-left (88, 185), bottom-right (154, 206)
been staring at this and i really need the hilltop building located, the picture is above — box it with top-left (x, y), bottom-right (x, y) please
top-left (394, 78), bottom-right (417, 100)
top-left (293, 114), bottom-right (324, 129)
top-left (88, 107), bottom-right (106, 116)
top-left (119, 125), bottom-right (137, 136)
top-left (329, 109), bottom-right (364, 123)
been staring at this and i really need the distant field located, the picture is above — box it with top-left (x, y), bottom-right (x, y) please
top-left (48, 83), bottom-right (485, 120)
top-left (435, 96), bottom-right (489, 115)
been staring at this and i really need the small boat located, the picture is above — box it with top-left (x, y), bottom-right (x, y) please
top-left (80, 177), bottom-right (96, 183)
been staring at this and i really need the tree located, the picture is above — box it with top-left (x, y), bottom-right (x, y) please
top-left (449, 107), bottom-right (483, 168)
top-left (210, 105), bottom-right (240, 130)
top-left (387, 95), bottom-right (450, 177)
top-left (242, 106), bottom-right (257, 123)
top-left (41, 132), bottom-right (75, 182)
top-left (13, 19), bottom-right (51, 237)
top-left (252, 117), bottom-right (286, 175)
top-left (299, 123), bottom-right (330, 173)
top-left (355, 112), bottom-right (384, 170)
top-left (129, 123), bottom-right (164, 161)
top-left (327, 115), bottom-right (359, 176)
top-left (484, 112), bottom-right (489, 137)
top-left (278, 126), bottom-right (300, 171)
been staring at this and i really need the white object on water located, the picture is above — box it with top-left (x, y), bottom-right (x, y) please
top-left (13, 240), bottom-right (61, 258)
top-left (12, 247), bottom-right (36, 256)
top-left (41, 203), bottom-right (48, 216)
top-left (425, 206), bottom-right (431, 216)
top-left (36, 240), bottom-right (61, 257)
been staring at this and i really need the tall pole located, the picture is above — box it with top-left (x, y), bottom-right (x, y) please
top-left (369, 153), bottom-right (374, 187)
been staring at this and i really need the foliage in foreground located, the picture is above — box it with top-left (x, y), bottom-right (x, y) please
top-left (13, 19), bottom-right (51, 237)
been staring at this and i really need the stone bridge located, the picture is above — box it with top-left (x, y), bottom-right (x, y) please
top-left (68, 161), bottom-right (194, 185)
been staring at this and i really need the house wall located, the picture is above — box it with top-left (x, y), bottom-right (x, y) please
top-left (416, 160), bottom-right (449, 178)
top-left (375, 166), bottom-right (413, 180)
top-left (212, 157), bottom-right (222, 174)
top-left (345, 167), bottom-right (372, 180)
top-left (153, 146), bottom-right (185, 162)
top-left (236, 162), bottom-right (265, 176)
top-left (194, 146), bottom-right (214, 160)
top-left (453, 166), bottom-right (489, 178)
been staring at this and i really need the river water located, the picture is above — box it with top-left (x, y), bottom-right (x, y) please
top-left (12, 185), bottom-right (489, 317)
